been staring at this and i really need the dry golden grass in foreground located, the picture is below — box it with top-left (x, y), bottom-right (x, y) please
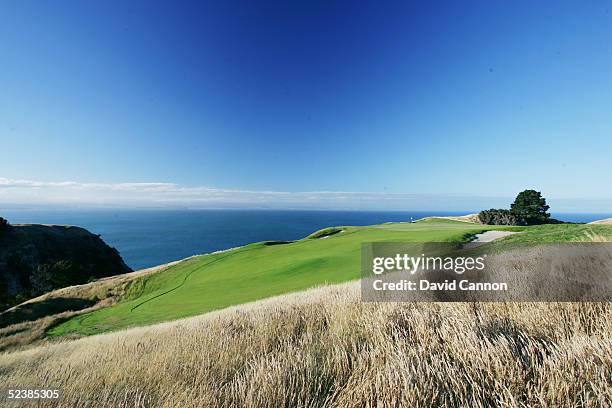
top-left (0, 281), bottom-right (610, 407)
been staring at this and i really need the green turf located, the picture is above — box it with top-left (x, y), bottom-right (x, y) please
top-left (46, 219), bottom-right (609, 337)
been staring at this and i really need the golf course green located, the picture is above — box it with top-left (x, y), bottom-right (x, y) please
top-left (47, 219), bottom-right (611, 337)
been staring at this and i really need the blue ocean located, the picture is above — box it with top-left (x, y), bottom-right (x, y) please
top-left (1, 210), bottom-right (610, 270)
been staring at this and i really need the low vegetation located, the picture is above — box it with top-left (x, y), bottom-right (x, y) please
top-left (0, 281), bottom-right (609, 407)
top-left (478, 209), bottom-right (523, 226)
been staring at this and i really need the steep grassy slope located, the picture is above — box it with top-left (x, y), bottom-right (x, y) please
top-left (48, 219), bottom-right (518, 336)
top-left (0, 261), bottom-right (181, 352)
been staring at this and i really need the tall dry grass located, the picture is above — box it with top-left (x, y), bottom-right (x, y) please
top-left (0, 281), bottom-right (610, 407)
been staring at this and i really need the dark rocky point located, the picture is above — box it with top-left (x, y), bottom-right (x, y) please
top-left (0, 220), bottom-right (131, 311)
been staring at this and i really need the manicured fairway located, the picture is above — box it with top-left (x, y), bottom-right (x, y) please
top-left (48, 219), bottom-right (610, 337)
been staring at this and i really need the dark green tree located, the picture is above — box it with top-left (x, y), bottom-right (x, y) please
top-left (510, 190), bottom-right (550, 225)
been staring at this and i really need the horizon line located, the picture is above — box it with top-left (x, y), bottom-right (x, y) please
top-left (1, 177), bottom-right (611, 213)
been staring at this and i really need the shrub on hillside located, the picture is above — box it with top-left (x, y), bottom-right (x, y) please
top-left (478, 209), bottom-right (525, 225)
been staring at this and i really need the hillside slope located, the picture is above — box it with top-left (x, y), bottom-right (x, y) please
top-left (0, 280), bottom-right (609, 407)
top-left (47, 219), bottom-right (514, 337)
top-left (1, 219), bottom-right (506, 349)
top-left (46, 220), bottom-right (612, 338)
top-left (3, 219), bottom-right (610, 352)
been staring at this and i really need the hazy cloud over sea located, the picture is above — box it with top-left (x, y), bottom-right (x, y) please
top-left (1, 178), bottom-right (610, 212)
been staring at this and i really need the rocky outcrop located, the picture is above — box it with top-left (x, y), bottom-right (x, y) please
top-left (0, 223), bottom-right (131, 310)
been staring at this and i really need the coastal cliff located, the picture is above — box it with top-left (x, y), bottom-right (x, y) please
top-left (0, 222), bottom-right (131, 310)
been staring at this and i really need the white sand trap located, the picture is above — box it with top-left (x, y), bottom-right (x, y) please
top-left (472, 230), bottom-right (519, 243)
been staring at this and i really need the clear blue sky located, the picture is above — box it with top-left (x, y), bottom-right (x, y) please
top-left (1, 1), bottom-right (611, 210)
